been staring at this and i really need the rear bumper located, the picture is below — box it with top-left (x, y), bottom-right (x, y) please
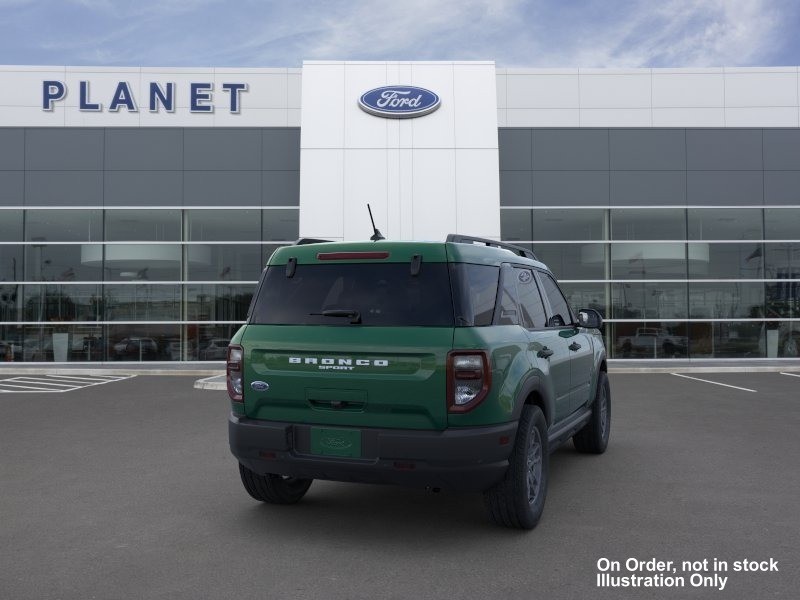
top-left (229, 413), bottom-right (517, 492)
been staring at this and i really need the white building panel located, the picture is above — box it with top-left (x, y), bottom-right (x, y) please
top-left (412, 149), bottom-right (457, 240)
top-left (652, 72), bottom-right (725, 107)
top-left (725, 106), bottom-right (799, 127)
top-left (409, 63), bottom-right (456, 149)
top-left (456, 149), bottom-right (500, 239)
top-left (298, 148), bottom-right (345, 240)
top-left (724, 69), bottom-right (798, 107)
top-left (579, 71), bottom-right (652, 108)
top-left (343, 150), bottom-right (388, 240)
top-left (213, 71), bottom-right (287, 109)
top-left (506, 108), bottom-right (580, 127)
top-left (454, 64), bottom-right (500, 148)
top-left (300, 62), bottom-right (345, 148)
top-left (0, 67), bottom-right (66, 107)
top-left (343, 63), bottom-right (389, 149)
top-left (580, 108), bottom-right (652, 127)
top-left (505, 73), bottom-right (580, 109)
top-left (651, 107), bottom-right (726, 127)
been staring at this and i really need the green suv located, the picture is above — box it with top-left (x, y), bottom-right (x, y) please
top-left (227, 235), bottom-right (609, 529)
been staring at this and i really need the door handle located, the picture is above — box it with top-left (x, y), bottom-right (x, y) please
top-left (568, 342), bottom-right (582, 351)
top-left (537, 347), bottom-right (554, 359)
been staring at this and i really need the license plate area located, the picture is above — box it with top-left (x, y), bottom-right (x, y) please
top-left (310, 427), bottom-right (362, 458)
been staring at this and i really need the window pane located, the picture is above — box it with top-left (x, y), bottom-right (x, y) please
top-left (539, 272), bottom-right (572, 326)
top-left (689, 243), bottom-right (763, 279)
top-left (186, 284), bottom-right (254, 322)
top-left (688, 208), bottom-right (763, 240)
top-left (500, 209), bottom-right (532, 242)
top-left (0, 324), bottom-right (23, 361)
top-left (187, 209), bottom-right (260, 241)
top-left (515, 268), bottom-right (547, 328)
top-left (22, 324), bottom-right (104, 362)
top-left (251, 263), bottom-right (454, 327)
top-left (496, 267), bottom-right (519, 326)
top-left (103, 244), bottom-right (181, 281)
top-left (612, 282), bottom-right (687, 319)
top-left (262, 209), bottom-right (299, 242)
top-left (23, 285), bottom-right (102, 322)
top-left (688, 322), bottom-right (764, 358)
top-left (689, 282), bottom-right (764, 319)
top-left (765, 243), bottom-right (800, 318)
top-left (25, 209), bottom-right (102, 242)
top-left (533, 244), bottom-right (606, 280)
top-left (611, 243), bottom-right (686, 279)
top-left (187, 244), bottom-right (262, 281)
top-left (25, 244), bottom-right (102, 281)
top-left (187, 323), bottom-right (241, 361)
top-left (765, 208), bottom-right (800, 240)
top-left (611, 208), bottom-right (685, 240)
top-left (0, 210), bottom-right (22, 241)
top-left (0, 283), bottom-right (21, 322)
top-left (611, 321), bottom-right (688, 359)
top-left (105, 209), bottom-right (180, 241)
top-left (107, 324), bottom-right (181, 361)
top-left (0, 246), bottom-right (23, 281)
top-left (450, 264), bottom-right (499, 327)
top-left (559, 283), bottom-right (608, 318)
top-left (104, 285), bottom-right (181, 321)
top-left (531, 209), bottom-right (606, 241)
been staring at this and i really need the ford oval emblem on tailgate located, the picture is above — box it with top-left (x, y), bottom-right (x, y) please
top-left (250, 381), bottom-right (269, 392)
top-left (358, 85), bottom-right (440, 119)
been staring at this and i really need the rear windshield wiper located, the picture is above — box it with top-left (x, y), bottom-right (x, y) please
top-left (310, 309), bottom-right (362, 324)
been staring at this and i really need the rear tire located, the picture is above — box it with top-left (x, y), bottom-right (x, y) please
top-left (573, 371), bottom-right (611, 454)
top-left (238, 463), bottom-right (312, 504)
top-left (483, 405), bottom-right (549, 530)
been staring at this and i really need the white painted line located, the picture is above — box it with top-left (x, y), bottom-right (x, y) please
top-left (0, 382), bottom-right (74, 392)
top-left (779, 372), bottom-right (800, 379)
top-left (671, 373), bottom-right (757, 393)
top-left (9, 378), bottom-right (79, 388)
top-left (39, 375), bottom-right (118, 383)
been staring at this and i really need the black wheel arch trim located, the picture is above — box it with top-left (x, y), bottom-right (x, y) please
top-left (511, 375), bottom-right (555, 427)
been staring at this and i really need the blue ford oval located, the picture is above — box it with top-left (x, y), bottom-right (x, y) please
top-left (358, 85), bottom-right (440, 119)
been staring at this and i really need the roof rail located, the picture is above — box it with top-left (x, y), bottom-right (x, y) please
top-left (445, 234), bottom-right (537, 261)
top-left (294, 238), bottom-right (333, 245)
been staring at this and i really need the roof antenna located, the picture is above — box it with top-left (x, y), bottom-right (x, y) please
top-left (367, 204), bottom-right (385, 241)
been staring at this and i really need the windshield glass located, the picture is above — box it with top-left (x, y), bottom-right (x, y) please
top-left (250, 262), bottom-right (454, 327)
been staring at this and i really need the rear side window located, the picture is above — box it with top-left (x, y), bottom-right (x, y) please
top-left (539, 272), bottom-right (573, 327)
top-left (450, 264), bottom-right (499, 326)
top-left (250, 263), bottom-right (454, 327)
top-left (515, 268), bottom-right (547, 329)
top-left (495, 265), bottom-right (520, 326)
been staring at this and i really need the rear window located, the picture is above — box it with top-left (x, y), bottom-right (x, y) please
top-left (250, 263), bottom-right (454, 327)
top-left (450, 264), bottom-right (499, 326)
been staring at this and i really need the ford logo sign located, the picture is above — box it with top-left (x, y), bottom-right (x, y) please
top-left (358, 85), bottom-right (440, 119)
top-left (250, 381), bottom-right (270, 392)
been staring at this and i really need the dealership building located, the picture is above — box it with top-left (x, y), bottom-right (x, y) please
top-left (0, 61), bottom-right (798, 362)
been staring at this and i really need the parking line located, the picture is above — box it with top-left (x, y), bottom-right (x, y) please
top-left (0, 382), bottom-right (75, 392)
top-left (0, 374), bottom-right (136, 393)
top-left (671, 373), bottom-right (757, 393)
top-left (779, 372), bottom-right (800, 379)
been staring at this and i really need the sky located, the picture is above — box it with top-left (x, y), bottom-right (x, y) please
top-left (0, 0), bottom-right (799, 68)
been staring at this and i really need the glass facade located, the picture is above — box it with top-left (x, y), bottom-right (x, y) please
top-left (0, 127), bottom-right (299, 361)
top-left (500, 128), bottom-right (800, 359)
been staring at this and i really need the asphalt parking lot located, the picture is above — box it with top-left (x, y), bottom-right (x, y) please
top-left (1, 372), bottom-right (798, 599)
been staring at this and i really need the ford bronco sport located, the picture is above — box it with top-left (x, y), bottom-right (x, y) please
top-left (227, 235), bottom-right (609, 529)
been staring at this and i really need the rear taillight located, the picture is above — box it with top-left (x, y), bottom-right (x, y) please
top-left (447, 350), bottom-right (491, 413)
top-left (227, 345), bottom-right (244, 402)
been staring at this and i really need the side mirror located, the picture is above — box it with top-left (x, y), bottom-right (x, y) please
top-left (578, 308), bottom-right (603, 329)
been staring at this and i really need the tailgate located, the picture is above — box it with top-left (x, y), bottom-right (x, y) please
top-left (242, 325), bottom-right (453, 430)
